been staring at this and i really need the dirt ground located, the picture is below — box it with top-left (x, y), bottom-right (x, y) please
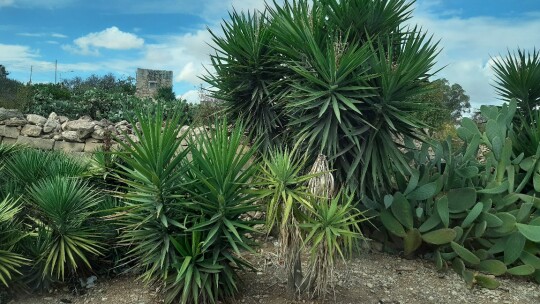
top-left (10, 241), bottom-right (540, 304)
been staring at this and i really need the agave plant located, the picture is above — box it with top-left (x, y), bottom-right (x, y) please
top-left (0, 195), bottom-right (28, 287)
top-left (27, 176), bottom-right (104, 281)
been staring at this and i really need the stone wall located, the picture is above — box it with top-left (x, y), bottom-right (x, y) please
top-left (135, 68), bottom-right (173, 98)
top-left (0, 108), bottom-right (144, 155)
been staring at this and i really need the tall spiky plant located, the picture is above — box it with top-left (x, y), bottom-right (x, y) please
top-left (113, 103), bottom-right (190, 284)
top-left (208, 0), bottom-right (440, 199)
top-left (204, 9), bottom-right (288, 149)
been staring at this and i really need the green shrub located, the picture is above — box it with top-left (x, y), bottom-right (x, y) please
top-left (0, 195), bottom-right (28, 287)
top-left (27, 177), bottom-right (104, 281)
top-left (377, 100), bottom-right (540, 287)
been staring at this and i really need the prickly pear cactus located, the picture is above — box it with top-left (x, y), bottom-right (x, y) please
top-left (378, 100), bottom-right (540, 288)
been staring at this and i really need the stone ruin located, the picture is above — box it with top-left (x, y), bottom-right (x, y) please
top-left (135, 68), bottom-right (173, 98)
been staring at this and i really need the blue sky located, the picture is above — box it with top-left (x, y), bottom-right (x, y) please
top-left (1, 0), bottom-right (539, 107)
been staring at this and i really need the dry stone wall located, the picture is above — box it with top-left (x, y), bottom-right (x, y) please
top-left (0, 108), bottom-right (164, 155)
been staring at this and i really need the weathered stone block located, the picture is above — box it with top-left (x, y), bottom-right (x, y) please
top-left (62, 131), bottom-right (83, 142)
top-left (43, 119), bottom-right (60, 133)
top-left (5, 118), bottom-right (27, 126)
top-left (0, 108), bottom-right (23, 121)
top-left (0, 126), bottom-right (20, 138)
top-left (63, 120), bottom-right (95, 139)
top-left (21, 125), bottom-right (42, 137)
top-left (54, 141), bottom-right (85, 153)
top-left (16, 136), bottom-right (54, 150)
top-left (27, 114), bottom-right (47, 126)
top-left (84, 142), bottom-right (103, 153)
top-left (1, 137), bottom-right (17, 145)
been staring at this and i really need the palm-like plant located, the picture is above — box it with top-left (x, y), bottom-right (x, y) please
top-left (258, 148), bottom-right (315, 293)
top-left (204, 9), bottom-right (289, 149)
top-left (165, 231), bottom-right (239, 304)
top-left (187, 120), bottom-right (260, 254)
top-left (114, 103), bottom-right (190, 283)
top-left (301, 191), bottom-right (366, 297)
top-left (492, 48), bottom-right (540, 116)
top-left (0, 195), bottom-right (28, 287)
top-left (27, 176), bottom-right (103, 281)
top-left (208, 0), bottom-right (440, 198)
top-left (492, 49), bottom-right (540, 157)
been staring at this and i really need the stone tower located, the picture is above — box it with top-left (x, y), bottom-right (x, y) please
top-left (135, 68), bottom-right (173, 98)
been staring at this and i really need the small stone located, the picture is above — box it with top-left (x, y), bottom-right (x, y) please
top-left (43, 119), bottom-right (60, 133)
top-left (366, 282), bottom-right (374, 288)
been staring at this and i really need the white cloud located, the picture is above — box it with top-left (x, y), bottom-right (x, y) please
top-left (181, 89), bottom-right (200, 103)
top-left (0, 0), bottom-right (74, 8)
top-left (411, 2), bottom-right (540, 108)
top-left (0, 0), bottom-right (14, 7)
top-left (18, 32), bottom-right (67, 38)
top-left (65, 26), bottom-right (144, 55)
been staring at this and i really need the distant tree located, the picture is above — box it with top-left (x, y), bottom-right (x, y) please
top-left (0, 65), bottom-right (8, 79)
top-left (414, 78), bottom-right (471, 131)
top-left (0, 66), bottom-right (28, 110)
top-left (61, 73), bottom-right (136, 95)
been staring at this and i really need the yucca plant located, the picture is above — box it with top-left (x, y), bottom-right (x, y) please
top-left (0, 195), bottom-right (28, 287)
top-left (492, 48), bottom-right (540, 117)
top-left (204, 9), bottom-right (289, 149)
top-left (492, 49), bottom-right (540, 157)
top-left (187, 119), bottom-right (260, 254)
top-left (208, 0), bottom-right (440, 199)
top-left (301, 191), bottom-right (366, 297)
top-left (165, 231), bottom-right (238, 304)
top-left (164, 119), bottom-right (261, 303)
top-left (114, 103), bottom-right (190, 283)
top-left (26, 176), bottom-right (103, 281)
top-left (258, 148), bottom-right (315, 293)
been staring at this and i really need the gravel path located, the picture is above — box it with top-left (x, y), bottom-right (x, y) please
top-left (11, 241), bottom-right (540, 304)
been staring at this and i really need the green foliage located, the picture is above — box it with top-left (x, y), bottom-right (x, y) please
top-left (377, 100), bottom-right (540, 287)
top-left (413, 78), bottom-right (471, 131)
top-left (27, 177), bottom-right (104, 280)
top-left (0, 74), bottom-right (31, 110)
top-left (259, 149), bottom-right (367, 297)
top-left (61, 73), bottom-right (136, 95)
top-left (114, 105), bottom-right (259, 303)
top-left (0, 196), bottom-right (28, 287)
top-left (207, 0), bottom-right (440, 198)
top-left (155, 86), bottom-right (176, 101)
top-left (492, 49), bottom-right (540, 115)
